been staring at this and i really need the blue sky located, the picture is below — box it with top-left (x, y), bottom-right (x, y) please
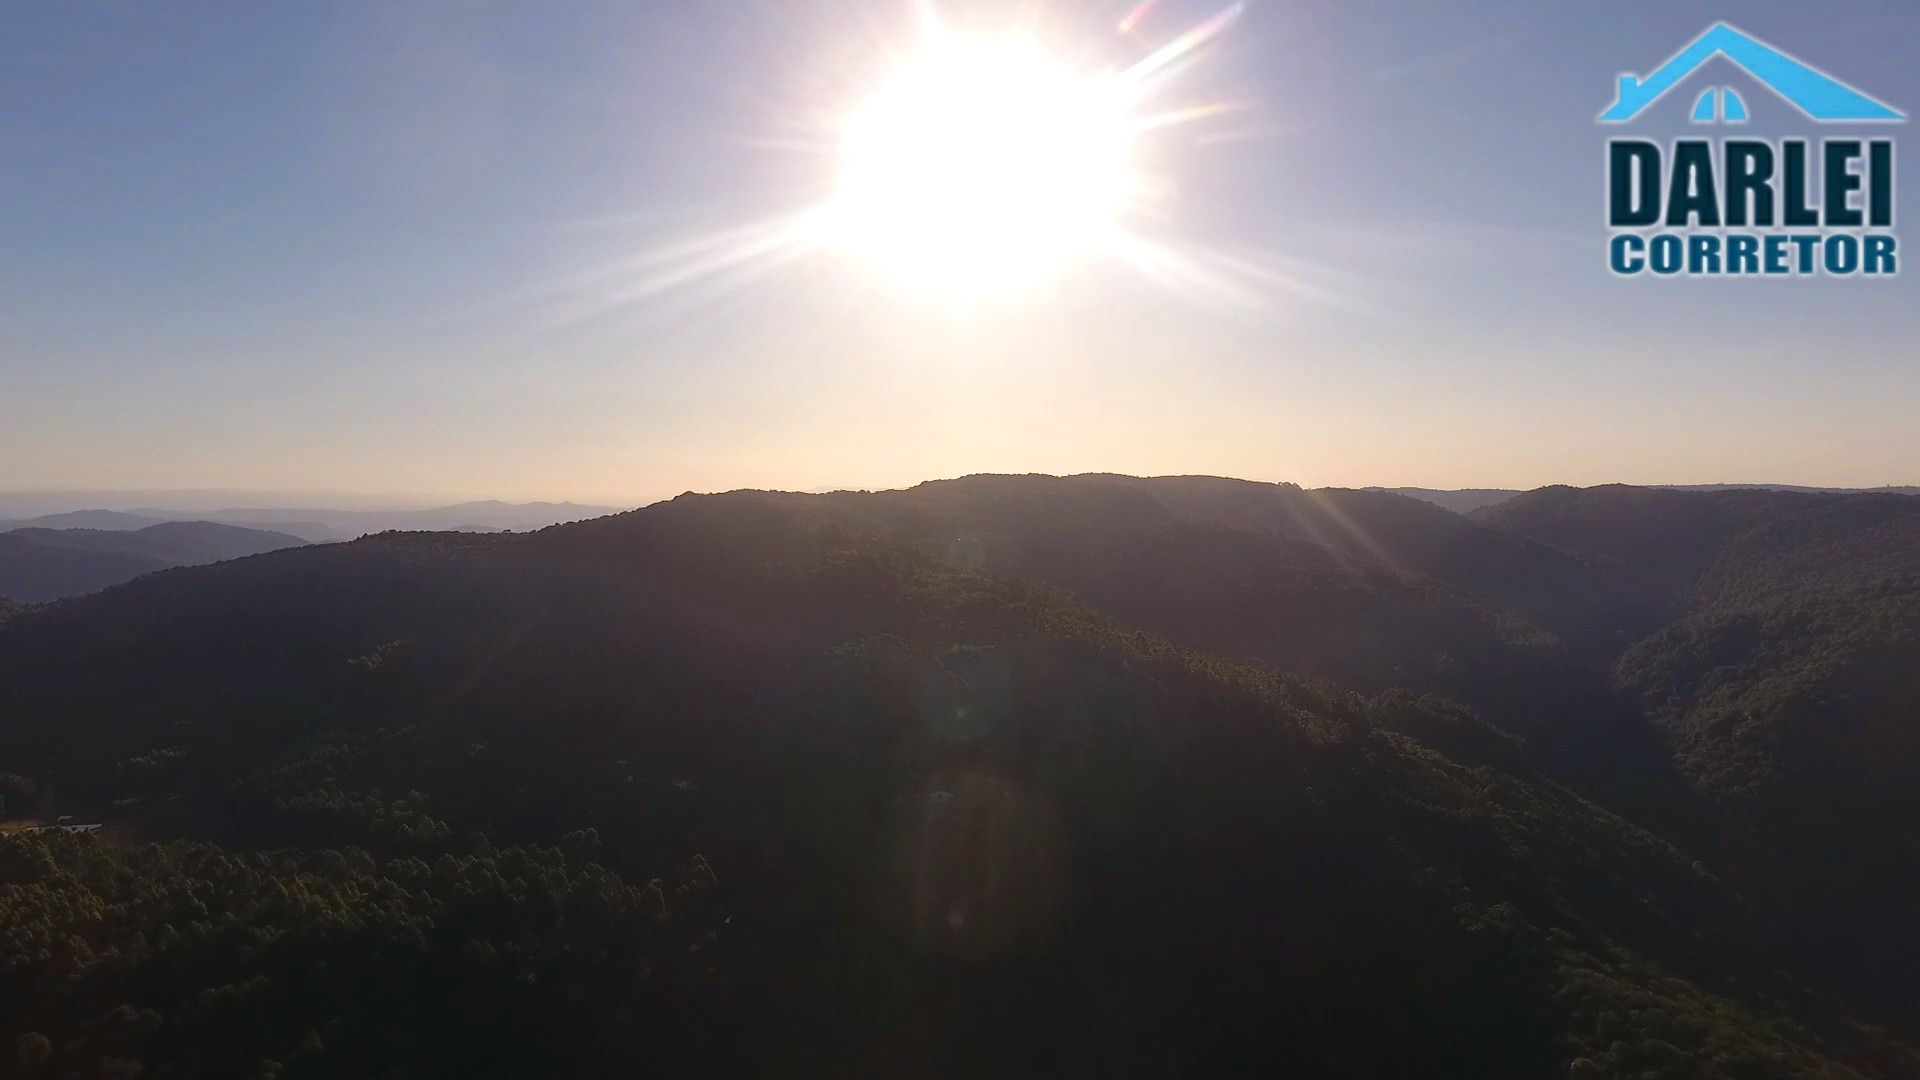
top-left (2, 0), bottom-right (1915, 504)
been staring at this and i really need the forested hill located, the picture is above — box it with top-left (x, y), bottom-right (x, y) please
top-left (1, 476), bottom-right (1916, 1078)
top-left (1475, 484), bottom-right (1920, 601)
top-left (1476, 482), bottom-right (1920, 1006)
top-left (0, 521), bottom-right (308, 602)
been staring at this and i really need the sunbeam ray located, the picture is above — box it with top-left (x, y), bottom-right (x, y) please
top-left (1120, 3), bottom-right (1245, 91)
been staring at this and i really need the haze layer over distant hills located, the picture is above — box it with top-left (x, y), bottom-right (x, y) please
top-left (0, 499), bottom-right (624, 544)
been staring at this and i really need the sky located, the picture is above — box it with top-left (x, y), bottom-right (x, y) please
top-left (2, 0), bottom-right (1916, 506)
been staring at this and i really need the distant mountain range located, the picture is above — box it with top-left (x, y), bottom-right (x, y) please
top-left (0, 500), bottom-right (623, 544)
top-left (0, 521), bottom-right (308, 602)
top-left (1376, 483), bottom-right (1920, 515)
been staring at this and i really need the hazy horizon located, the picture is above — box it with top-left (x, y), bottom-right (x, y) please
top-left (3, 470), bottom-right (1917, 521)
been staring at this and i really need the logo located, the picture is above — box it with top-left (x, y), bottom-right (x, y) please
top-left (1600, 23), bottom-right (1903, 278)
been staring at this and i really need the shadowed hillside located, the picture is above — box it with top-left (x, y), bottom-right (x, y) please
top-left (0, 521), bottom-right (308, 602)
top-left (1477, 484), bottom-right (1920, 1010)
top-left (0, 476), bottom-right (1916, 1078)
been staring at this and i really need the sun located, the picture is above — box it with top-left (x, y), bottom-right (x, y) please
top-left (567, 4), bottom-right (1270, 315)
top-left (827, 34), bottom-right (1145, 302)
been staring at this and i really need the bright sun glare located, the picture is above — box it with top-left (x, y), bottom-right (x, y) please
top-left (828, 36), bottom-right (1142, 300)
top-left (574, 3), bottom-right (1295, 316)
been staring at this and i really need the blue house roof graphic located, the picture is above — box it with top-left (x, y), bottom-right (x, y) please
top-left (1601, 23), bottom-right (1904, 123)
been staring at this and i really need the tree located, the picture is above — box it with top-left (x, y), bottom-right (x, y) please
top-left (0, 773), bottom-right (36, 820)
top-left (17, 1032), bottom-right (52, 1070)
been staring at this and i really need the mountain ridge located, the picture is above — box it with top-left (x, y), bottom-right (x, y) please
top-left (1, 475), bottom-right (1915, 1077)
top-left (0, 521), bottom-right (309, 602)
top-left (1, 500), bottom-right (624, 544)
